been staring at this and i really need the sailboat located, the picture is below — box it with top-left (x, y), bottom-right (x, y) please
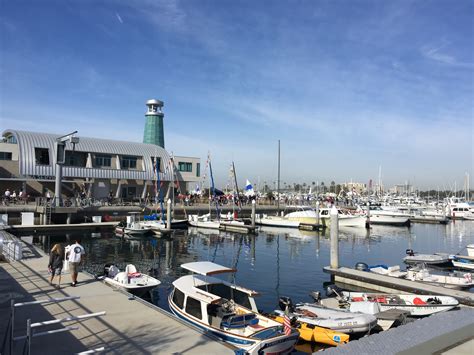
top-left (189, 154), bottom-right (222, 230)
top-left (255, 140), bottom-right (301, 228)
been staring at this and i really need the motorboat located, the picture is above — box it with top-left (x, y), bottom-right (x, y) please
top-left (450, 255), bottom-right (474, 271)
top-left (273, 296), bottom-right (377, 335)
top-left (284, 206), bottom-right (366, 228)
top-left (318, 208), bottom-right (367, 228)
top-left (445, 197), bottom-right (473, 219)
top-left (102, 264), bottom-right (161, 297)
top-left (403, 249), bottom-right (452, 266)
top-left (269, 313), bottom-right (349, 346)
top-left (405, 267), bottom-right (474, 290)
top-left (256, 214), bottom-right (300, 228)
top-left (188, 213), bottom-right (220, 230)
top-left (365, 206), bottom-right (410, 226)
top-left (340, 291), bottom-right (459, 316)
top-left (115, 213), bottom-right (152, 235)
top-left (168, 261), bottom-right (299, 354)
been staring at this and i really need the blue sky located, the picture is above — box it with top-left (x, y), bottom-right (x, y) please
top-left (1, 0), bottom-right (472, 190)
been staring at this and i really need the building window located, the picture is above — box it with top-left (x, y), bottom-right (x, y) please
top-left (121, 156), bottom-right (137, 170)
top-left (151, 157), bottom-right (161, 172)
top-left (0, 152), bottom-right (12, 160)
top-left (35, 148), bottom-right (50, 165)
top-left (196, 163), bottom-right (200, 177)
top-left (95, 154), bottom-right (111, 167)
top-left (178, 162), bottom-right (193, 172)
top-left (185, 296), bottom-right (202, 320)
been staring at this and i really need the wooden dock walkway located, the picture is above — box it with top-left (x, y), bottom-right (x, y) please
top-left (0, 245), bottom-right (234, 354)
top-left (323, 266), bottom-right (474, 306)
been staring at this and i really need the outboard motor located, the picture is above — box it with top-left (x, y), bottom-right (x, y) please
top-left (309, 291), bottom-right (321, 302)
top-left (104, 263), bottom-right (114, 276)
top-left (278, 296), bottom-right (295, 313)
top-left (406, 249), bottom-right (415, 256)
top-left (355, 262), bottom-right (369, 272)
top-left (326, 285), bottom-right (343, 298)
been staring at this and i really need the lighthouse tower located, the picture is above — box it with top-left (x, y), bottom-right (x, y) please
top-left (143, 99), bottom-right (165, 148)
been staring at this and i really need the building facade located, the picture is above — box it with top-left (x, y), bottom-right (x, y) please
top-left (0, 129), bottom-right (200, 200)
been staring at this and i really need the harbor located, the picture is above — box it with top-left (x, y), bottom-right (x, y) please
top-left (1, 215), bottom-right (473, 354)
top-left (1, 1), bottom-right (473, 353)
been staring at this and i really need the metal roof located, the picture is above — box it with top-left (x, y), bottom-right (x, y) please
top-left (2, 129), bottom-right (174, 181)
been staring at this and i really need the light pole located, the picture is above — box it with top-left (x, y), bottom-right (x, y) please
top-left (54, 131), bottom-right (79, 207)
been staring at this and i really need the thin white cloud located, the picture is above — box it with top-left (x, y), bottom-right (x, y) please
top-left (115, 12), bottom-right (123, 24)
top-left (421, 43), bottom-right (473, 68)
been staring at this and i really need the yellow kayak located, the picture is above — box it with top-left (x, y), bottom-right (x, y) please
top-left (273, 315), bottom-right (349, 346)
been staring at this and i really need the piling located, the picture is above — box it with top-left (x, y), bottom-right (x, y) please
top-left (330, 206), bottom-right (339, 269)
top-left (166, 199), bottom-right (171, 229)
top-left (365, 201), bottom-right (371, 229)
top-left (315, 201), bottom-right (320, 226)
top-left (251, 200), bottom-right (256, 228)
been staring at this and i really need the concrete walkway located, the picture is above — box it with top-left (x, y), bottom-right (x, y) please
top-left (0, 245), bottom-right (234, 354)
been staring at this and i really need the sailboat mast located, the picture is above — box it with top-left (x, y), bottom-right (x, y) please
top-left (277, 140), bottom-right (280, 214)
top-left (232, 161), bottom-right (241, 211)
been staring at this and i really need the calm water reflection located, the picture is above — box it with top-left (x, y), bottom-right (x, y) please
top-left (28, 221), bottom-right (474, 314)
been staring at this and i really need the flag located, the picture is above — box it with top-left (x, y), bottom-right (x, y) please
top-left (283, 314), bottom-right (292, 336)
top-left (464, 273), bottom-right (472, 283)
top-left (245, 179), bottom-right (255, 196)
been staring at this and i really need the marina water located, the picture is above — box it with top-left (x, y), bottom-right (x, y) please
top-left (24, 221), bottom-right (474, 313)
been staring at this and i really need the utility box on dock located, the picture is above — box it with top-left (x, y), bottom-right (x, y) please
top-left (0, 214), bottom-right (7, 226)
top-left (92, 216), bottom-right (102, 223)
top-left (21, 212), bottom-right (35, 226)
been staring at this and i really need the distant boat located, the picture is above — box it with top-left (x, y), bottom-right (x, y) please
top-left (255, 214), bottom-right (301, 228)
top-left (115, 213), bottom-right (152, 235)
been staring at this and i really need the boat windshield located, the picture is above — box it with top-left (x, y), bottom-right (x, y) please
top-left (196, 283), bottom-right (253, 310)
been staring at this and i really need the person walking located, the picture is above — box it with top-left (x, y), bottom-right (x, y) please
top-left (67, 239), bottom-right (85, 287)
top-left (48, 244), bottom-right (64, 288)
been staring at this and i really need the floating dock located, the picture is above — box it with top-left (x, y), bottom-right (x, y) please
top-left (0, 242), bottom-right (234, 354)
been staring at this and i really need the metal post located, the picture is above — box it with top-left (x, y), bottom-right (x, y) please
top-left (166, 199), bottom-right (171, 229)
top-left (277, 140), bottom-right (280, 214)
top-left (66, 213), bottom-right (71, 224)
top-left (251, 199), bottom-right (256, 228)
top-left (10, 299), bottom-right (14, 355)
top-left (26, 319), bottom-right (31, 355)
top-left (330, 206), bottom-right (339, 269)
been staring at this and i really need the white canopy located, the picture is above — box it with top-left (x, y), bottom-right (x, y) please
top-left (181, 261), bottom-right (237, 276)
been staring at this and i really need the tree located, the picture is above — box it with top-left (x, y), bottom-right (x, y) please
top-left (330, 181), bottom-right (336, 193)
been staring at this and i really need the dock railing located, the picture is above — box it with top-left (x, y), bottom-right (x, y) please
top-left (4, 296), bottom-right (106, 355)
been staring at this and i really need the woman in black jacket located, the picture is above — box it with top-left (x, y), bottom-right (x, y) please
top-left (48, 244), bottom-right (64, 288)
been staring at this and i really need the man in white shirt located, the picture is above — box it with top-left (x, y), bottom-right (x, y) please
top-left (67, 239), bottom-right (85, 287)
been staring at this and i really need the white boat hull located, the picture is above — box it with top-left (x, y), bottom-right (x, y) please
top-left (342, 292), bottom-right (459, 316)
top-left (256, 216), bottom-right (300, 228)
